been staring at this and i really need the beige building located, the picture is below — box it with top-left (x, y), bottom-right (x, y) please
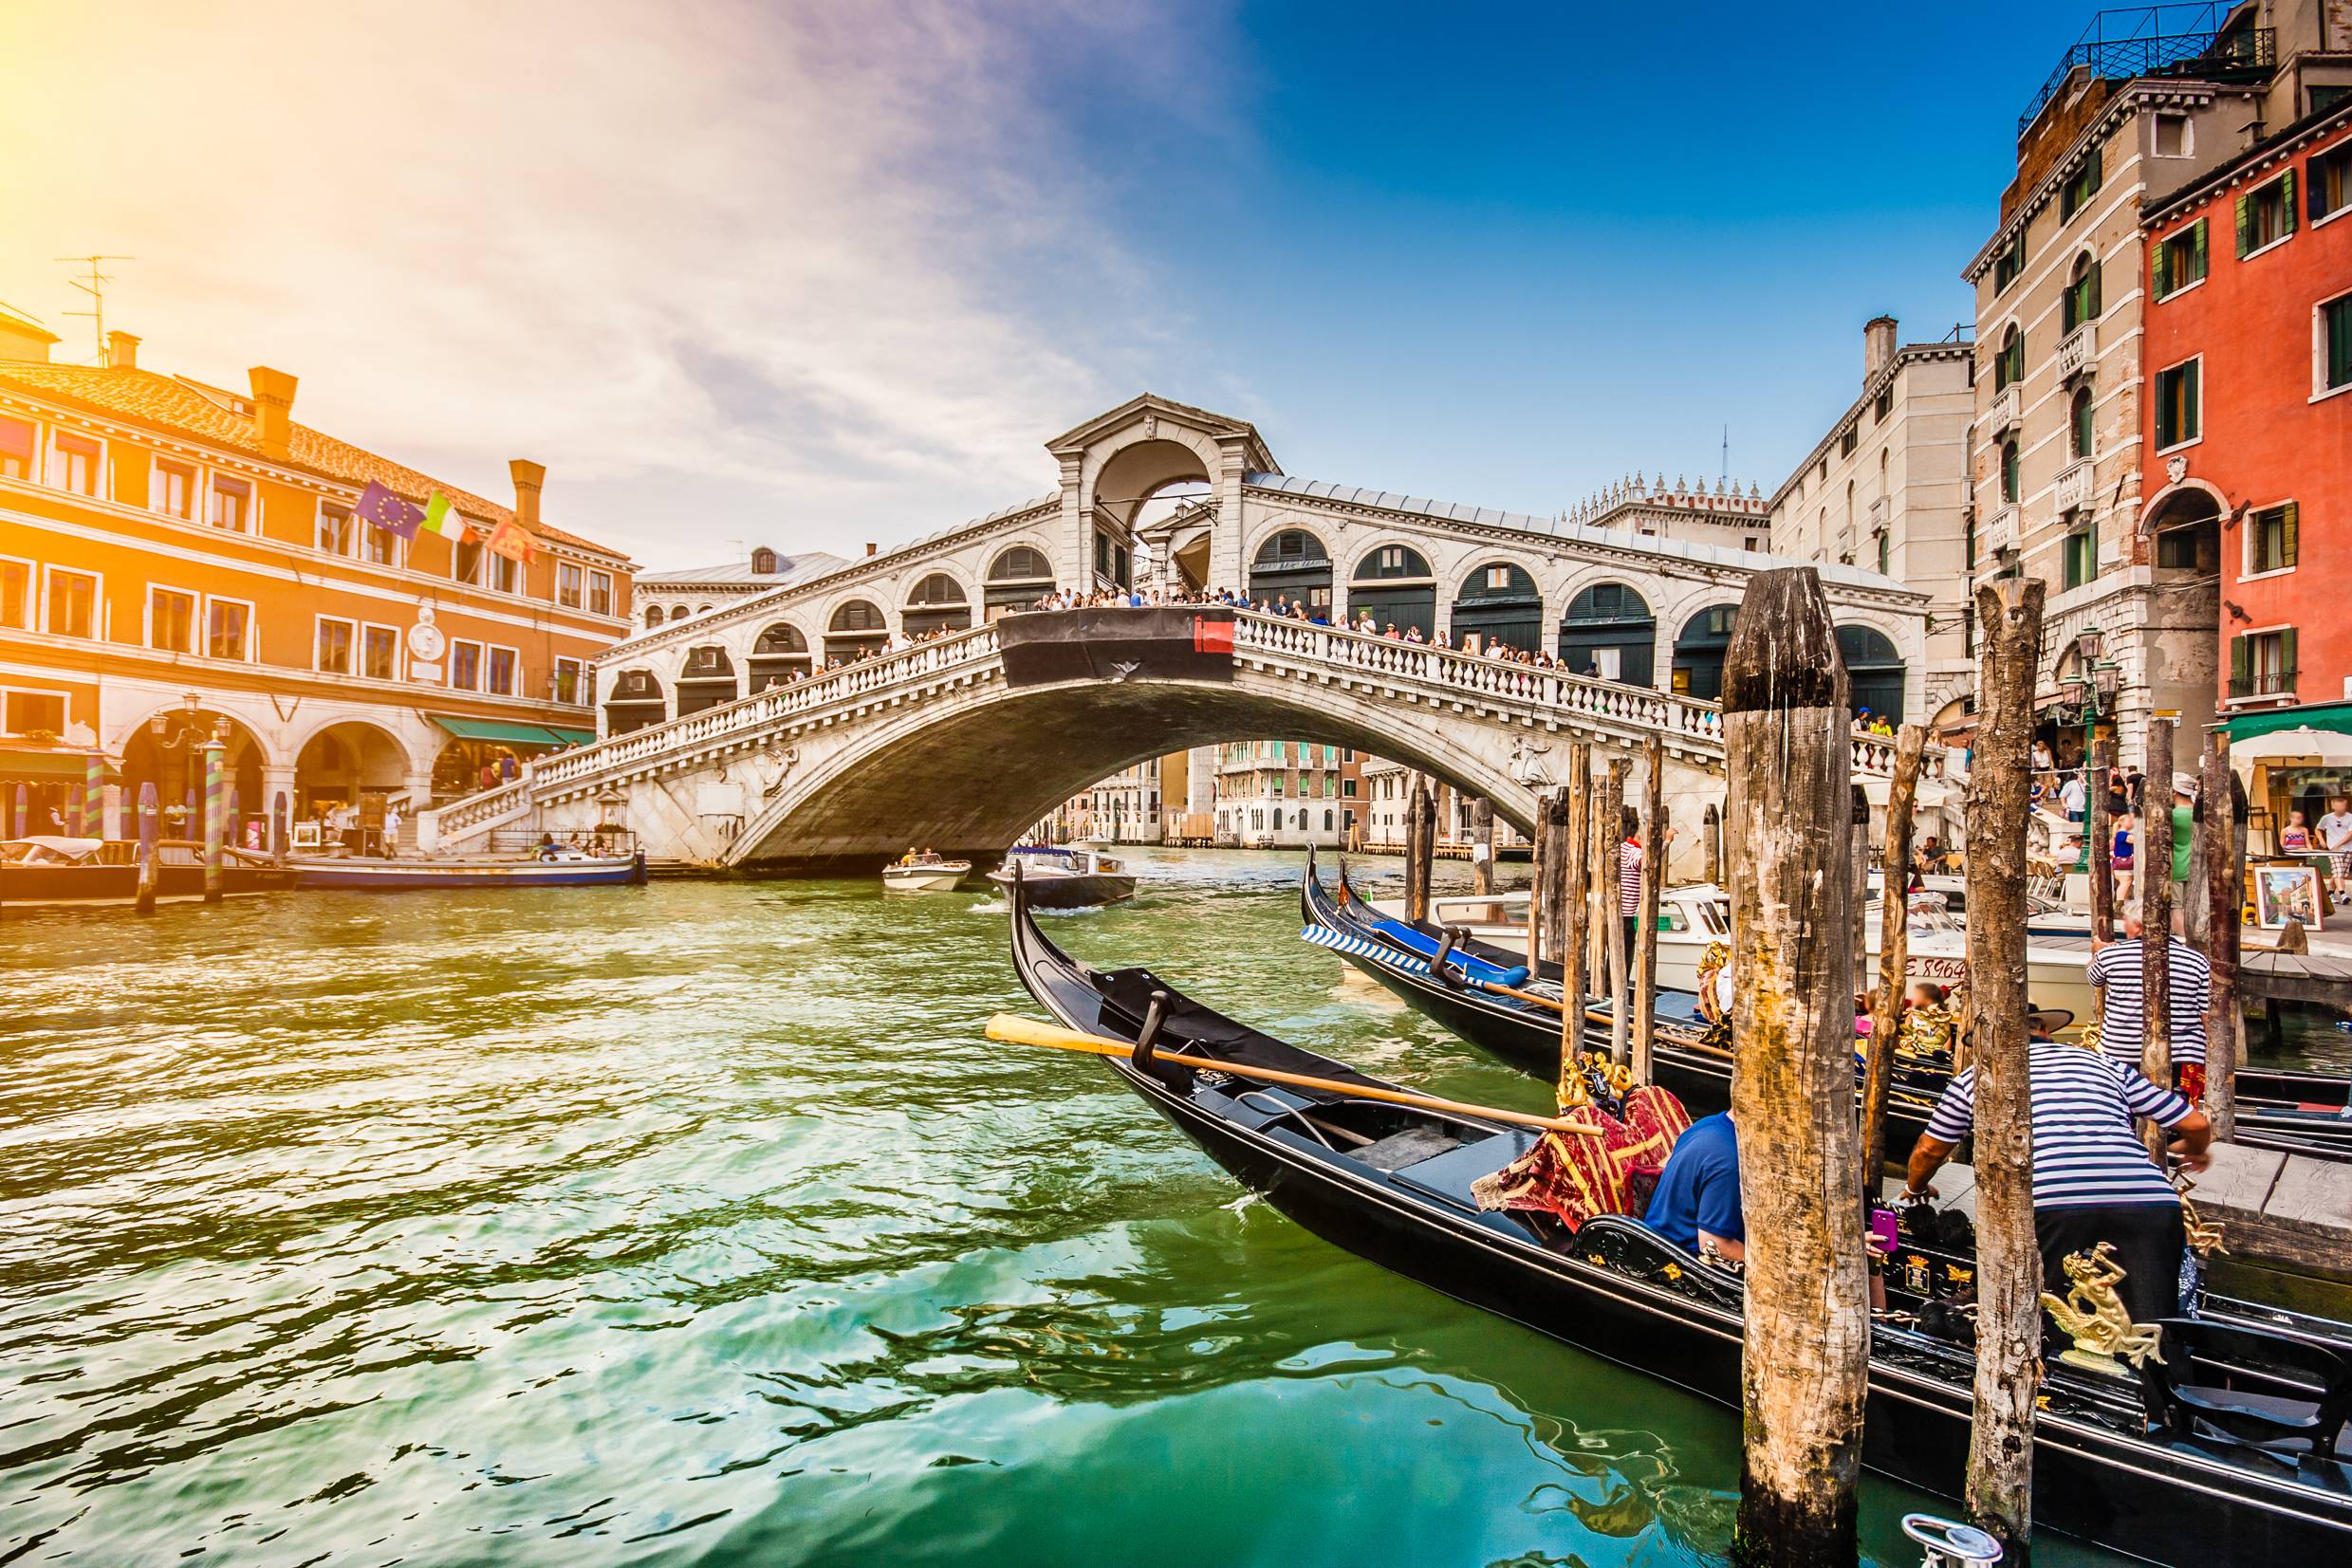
top-left (1561, 472), bottom-right (1771, 553)
top-left (1959, 1), bottom-right (2348, 762)
top-left (1769, 316), bottom-right (1977, 732)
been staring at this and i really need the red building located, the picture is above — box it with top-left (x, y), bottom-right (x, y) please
top-left (2139, 97), bottom-right (2352, 832)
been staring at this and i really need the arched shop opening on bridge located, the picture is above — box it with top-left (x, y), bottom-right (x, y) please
top-left (1671, 603), bottom-right (1740, 700)
top-left (1248, 529), bottom-right (1332, 616)
top-left (825, 600), bottom-right (889, 665)
top-left (1348, 544), bottom-right (1435, 638)
top-left (902, 573), bottom-right (972, 637)
top-left (604, 670), bottom-right (666, 735)
top-left (749, 622), bottom-right (812, 690)
top-left (1558, 581), bottom-right (1656, 686)
top-left (430, 714), bottom-right (596, 798)
top-left (676, 645), bottom-right (740, 717)
top-left (1835, 625), bottom-right (1906, 726)
top-left (985, 546), bottom-right (1054, 618)
top-left (295, 721), bottom-right (409, 821)
top-left (1453, 562), bottom-right (1542, 653)
top-left (118, 702), bottom-right (265, 839)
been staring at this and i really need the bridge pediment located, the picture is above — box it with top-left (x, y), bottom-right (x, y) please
top-left (1045, 393), bottom-right (1279, 477)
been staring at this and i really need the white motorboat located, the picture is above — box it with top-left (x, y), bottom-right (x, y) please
top-left (988, 844), bottom-right (1137, 908)
top-left (882, 855), bottom-right (972, 893)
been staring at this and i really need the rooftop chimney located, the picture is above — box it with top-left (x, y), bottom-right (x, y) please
top-left (1863, 316), bottom-right (1898, 382)
top-left (105, 331), bottom-right (139, 370)
top-left (248, 366), bottom-right (298, 460)
top-left (865, 542), bottom-right (878, 557)
top-left (509, 458), bottom-right (546, 532)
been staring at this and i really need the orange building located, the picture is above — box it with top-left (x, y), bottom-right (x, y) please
top-left (0, 304), bottom-right (634, 841)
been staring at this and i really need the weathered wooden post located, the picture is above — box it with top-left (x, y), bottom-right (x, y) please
top-left (1558, 747), bottom-right (1591, 1098)
top-left (1722, 567), bottom-right (1866, 1566)
top-left (2142, 718), bottom-right (2176, 1127)
top-left (1404, 777), bottom-right (1434, 925)
top-left (1861, 724), bottom-right (1926, 1205)
top-left (135, 781), bottom-right (159, 916)
top-left (1602, 759), bottom-right (1632, 1066)
top-left (2203, 742), bottom-right (2245, 1140)
top-left (1850, 783), bottom-right (1871, 992)
top-left (271, 789), bottom-right (289, 862)
top-left (1528, 796), bottom-right (1548, 969)
top-left (1543, 787), bottom-right (1572, 976)
top-left (201, 738), bottom-right (226, 904)
top-left (2086, 736), bottom-right (2114, 940)
top-left (1964, 575), bottom-right (2046, 1560)
top-left (1471, 797), bottom-right (1495, 895)
top-left (1703, 801), bottom-right (1722, 886)
top-left (1633, 733), bottom-right (1665, 1085)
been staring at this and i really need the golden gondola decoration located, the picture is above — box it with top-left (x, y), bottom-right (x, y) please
top-left (2040, 1244), bottom-right (2164, 1374)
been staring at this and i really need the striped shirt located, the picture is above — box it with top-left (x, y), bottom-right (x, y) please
top-left (1924, 1042), bottom-right (2192, 1209)
top-left (1619, 841), bottom-right (1644, 916)
top-left (2084, 937), bottom-right (2212, 1066)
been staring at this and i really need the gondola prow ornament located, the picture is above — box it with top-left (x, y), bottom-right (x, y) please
top-left (2039, 1244), bottom-right (2163, 1374)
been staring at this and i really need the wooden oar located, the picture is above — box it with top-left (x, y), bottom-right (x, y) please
top-left (985, 1013), bottom-right (1607, 1137)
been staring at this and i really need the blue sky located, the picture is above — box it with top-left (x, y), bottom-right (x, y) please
top-left (5, 1), bottom-right (2110, 567)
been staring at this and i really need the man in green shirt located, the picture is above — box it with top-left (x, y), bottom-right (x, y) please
top-left (2169, 773), bottom-right (2195, 886)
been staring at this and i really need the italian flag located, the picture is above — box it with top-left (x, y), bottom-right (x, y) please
top-left (422, 490), bottom-right (473, 543)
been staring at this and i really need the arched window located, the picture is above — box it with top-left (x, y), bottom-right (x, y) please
top-left (751, 546), bottom-right (780, 575)
top-left (2071, 387), bottom-right (2094, 461)
top-left (1452, 562), bottom-right (1542, 654)
top-left (824, 599), bottom-right (890, 663)
top-left (670, 604), bottom-right (690, 621)
top-left (1248, 528), bottom-right (1333, 617)
top-left (1324, 808), bottom-right (1334, 832)
top-left (902, 572), bottom-right (972, 636)
top-left (1671, 604), bottom-right (1741, 700)
top-left (1836, 625), bottom-right (1905, 724)
top-left (753, 622), bottom-right (806, 655)
top-left (675, 645), bottom-right (739, 717)
top-left (603, 669), bottom-right (666, 735)
top-left (830, 600), bottom-right (886, 632)
top-left (645, 605), bottom-right (664, 628)
top-left (985, 544), bottom-right (1055, 618)
top-left (1348, 544), bottom-right (1435, 637)
top-left (1994, 325), bottom-right (2024, 391)
top-left (2001, 440), bottom-right (2020, 504)
top-left (1557, 581), bottom-right (1656, 685)
top-left (696, 604), bottom-right (713, 616)
top-left (748, 622), bottom-right (811, 691)
top-left (2064, 254), bottom-right (2102, 333)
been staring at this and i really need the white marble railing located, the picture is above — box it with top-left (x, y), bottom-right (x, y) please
top-left (436, 778), bottom-right (532, 834)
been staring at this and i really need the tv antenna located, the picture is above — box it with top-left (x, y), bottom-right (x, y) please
top-left (1719, 426), bottom-right (1729, 488)
top-left (55, 254), bottom-right (134, 363)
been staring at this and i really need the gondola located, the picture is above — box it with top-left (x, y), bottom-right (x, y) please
top-left (1006, 874), bottom-right (2352, 1564)
top-left (1301, 852), bottom-right (2352, 1164)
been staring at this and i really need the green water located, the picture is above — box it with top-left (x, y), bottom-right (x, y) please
top-left (1, 849), bottom-right (2129, 1566)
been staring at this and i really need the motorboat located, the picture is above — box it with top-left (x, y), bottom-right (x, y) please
top-left (881, 853), bottom-right (972, 893)
top-left (290, 848), bottom-right (645, 890)
top-left (989, 844), bottom-right (1137, 909)
top-left (0, 836), bottom-right (298, 909)
top-left (1009, 871), bottom-right (2352, 1565)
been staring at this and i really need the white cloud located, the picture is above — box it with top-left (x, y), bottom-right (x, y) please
top-left (0, 0), bottom-right (1204, 565)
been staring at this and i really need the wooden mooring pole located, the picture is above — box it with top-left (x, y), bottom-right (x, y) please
top-left (1471, 797), bottom-right (1495, 895)
top-left (1404, 777), bottom-right (1435, 925)
top-left (1722, 567), bottom-right (1866, 1567)
top-left (1861, 723), bottom-right (1926, 1206)
top-left (1632, 733), bottom-right (1664, 1085)
top-left (1544, 785), bottom-right (1572, 983)
top-left (2141, 717), bottom-right (2176, 1155)
top-left (1528, 795), bottom-right (1548, 970)
top-left (1602, 759), bottom-right (1631, 1067)
top-left (1964, 576), bottom-right (2046, 1562)
top-left (200, 738), bottom-right (226, 905)
top-left (2202, 740), bottom-right (2246, 1140)
top-left (1850, 782), bottom-right (1871, 996)
top-left (1557, 747), bottom-right (1591, 1101)
top-left (2087, 736), bottom-right (2114, 941)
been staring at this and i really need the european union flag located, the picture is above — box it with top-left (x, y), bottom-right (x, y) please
top-left (356, 479), bottom-right (423, 540)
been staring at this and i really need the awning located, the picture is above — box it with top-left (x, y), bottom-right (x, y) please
top-left (2223, 701), bottom-right (2352, 742)
top-left (429, 714), bottom-right (580, 748)
top-left (0, 747), bottom-right (114, 782)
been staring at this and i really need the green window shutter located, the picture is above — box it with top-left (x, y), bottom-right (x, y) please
top-left (2284, 171), bottom-right (2298, 235)
top-left (2232, 635), bottom-right (2250, 688)
top-left (2236, 192), bottom-right (2253, 256)
top-left (2283, 627), bottom-right (2299, 683)
top-left (2183, 360), bottom-right (2201, 442)
top-left (2283, 502), bottom-right (2299, 568)
top-left (2088, 258), bottom-right (2102, 316)
top-left (2192, 219), bottom-right (2209, 282)
top-left (2157, 373), bottom-right (2176, 449)
top-left (2331, 298), bottom-right (2352, 387)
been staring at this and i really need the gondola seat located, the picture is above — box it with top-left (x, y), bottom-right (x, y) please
top-left (1390, 1132), bottom-right (1539, 1213)
top-left (2145, 1319), bottom-right (2352, 1461)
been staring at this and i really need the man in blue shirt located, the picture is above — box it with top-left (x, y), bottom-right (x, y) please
top-left (1645, 1111), bottom-right (1744, 1261)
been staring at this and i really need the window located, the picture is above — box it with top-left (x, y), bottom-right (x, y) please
top-left (2157, 527), bottom-right (2201, 569)
top-left (2315, 85), bottom-right (2352, 118)
top-left (1485, 565), bottom-right (1510, 590)
top-left (209, 475), bottom-right (250, 531)
top-left (454, 538), bottom-right (485, 585)
top-left (2063, 255), bottom-right (2102, 332)
top-left (2236, 171), bottom-right (2296, 257)
top-left (2064, 527), bottom-right (2098, 590)
top-left (645, 605), bottom-right (665, 628)
top-left (1839, 426), bottom-right (1858, 456)
top-left (361, 522), bottom-right (399, 567)
top-left (589, 570), bottom-right (613, 616)
top-left (3, 690), bottom-right (65, 736)
top-left (149, 587), bottom-right (196, 653)
top-left (2060, 147), bottom-right (2102, 221)
top-left (2322, 294), bottom-right (2352, 395)
top-left (1342, 777), bottom-right (1357, 798)
top-left (2153, 220), bottom-right (2208, 298)
top-left (557, 563), bottom-right (583, 608)
top-left (53, 434), bottom-right (100, 495)
top-left (205, 599), bottom-right (250, 660)
top-left (361, 623), bottom-right (398, 681)
top-left (2314, 143), bottom-right (2352, 224)
top-left (2155, 358), bottom-right (2201, 450)
top-left (449, 640), bottom-right (482, 692)
top-left (155, 460), bottom-right (194, 519)
top-left (1874, 386), bottom-right (1892, 421)
top-left (45, 568), bottom-right (97, 636)
top-left (317, 503), bottom-right (353, 555)
top-left (0, 416), bottom-right (31, 480)
top-left (1877, 532), bottom-right (1890, 574)
top-left (1994, 325), bottom-right (2024, 390)
top-left (2071, 388), bottom-right (2094, 459)
top-left (2154, 113), bottom-right (2191, 158)
top-left (2250, 504), bottom-right (2299, 574)
top-left (0, 559), bottom-right (28, 627)
top-left (554, 655), bottom-right (586, 704)
top-left (2000, 440), bottom-right (2020, 504)
top-left (2231, 628), bottom-right (2296, 699)
top-left (489, 552), bottom-right (520, 595)
top-left (1992, 230), bottom-right (2028, 293)
top-left (314, 616), bottom-right (355, 674)
top-left (486, 645), bottom-right (518, 696)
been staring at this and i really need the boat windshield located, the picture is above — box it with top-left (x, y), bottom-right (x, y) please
top-left (0, 837), bottom-right (102, 865)
top-left (1905, 892), bottom-right (1964, 936)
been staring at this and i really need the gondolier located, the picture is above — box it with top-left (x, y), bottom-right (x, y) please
top-left (1902, 1029), bottom-right (2212, 1325)
top-left (1619, 814), bottom-right (1671, 990)
top-left (2085, 902), bottom-right (2212, 1098)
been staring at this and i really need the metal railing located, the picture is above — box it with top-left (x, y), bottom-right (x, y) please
top-left (2229, 668), bottom-right (2296, 700)
top-left (2020, 8), bottom-right (2276, 135)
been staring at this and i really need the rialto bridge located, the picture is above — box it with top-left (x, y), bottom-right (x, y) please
top-left (418, 396), bottom-right (1941, 868)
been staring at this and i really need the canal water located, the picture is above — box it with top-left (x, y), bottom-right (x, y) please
top-left (3, 850), bottom-right (2134, 1566)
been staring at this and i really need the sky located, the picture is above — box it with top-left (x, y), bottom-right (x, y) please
top-left (0, 1), bottom-right (2104, 570)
